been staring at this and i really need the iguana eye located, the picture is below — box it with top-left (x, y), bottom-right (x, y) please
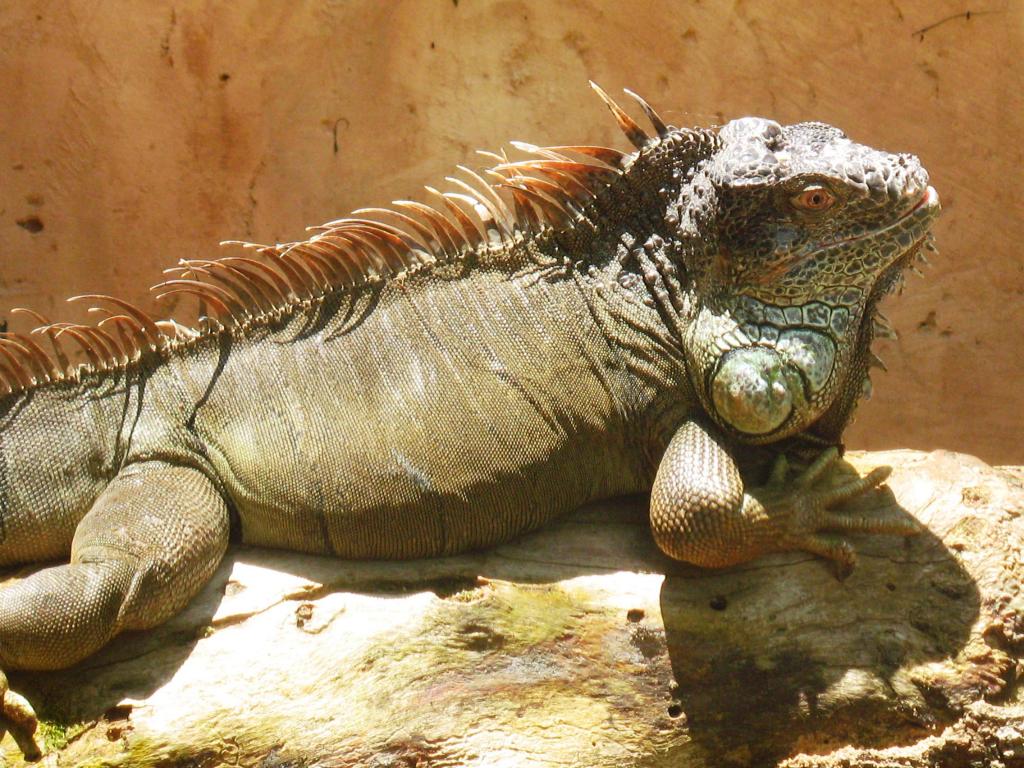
top-left (791, 185), bottom-right (836, 212)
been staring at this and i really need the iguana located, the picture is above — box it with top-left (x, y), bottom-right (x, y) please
top-left (0, 83), bottom-right (939, 758)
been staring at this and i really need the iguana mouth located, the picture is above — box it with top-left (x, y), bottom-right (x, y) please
top-left (911, 185), bottom-right (940, 215)
top-left (820, 185), bottom-right (940, 251)
top-left (898, 186), bottom-right (942, 252)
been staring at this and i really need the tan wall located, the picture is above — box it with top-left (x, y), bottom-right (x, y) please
top-left (0, 1), bottom-right (1021, 462)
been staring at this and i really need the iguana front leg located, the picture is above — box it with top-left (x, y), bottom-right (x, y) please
top-left (649, 420), bottom-right (921, 576)
top-left (0, 461), bottom-right (229, 759)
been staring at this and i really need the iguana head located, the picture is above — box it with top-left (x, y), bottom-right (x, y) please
top-left (675, 117), bottom-right (939, 443)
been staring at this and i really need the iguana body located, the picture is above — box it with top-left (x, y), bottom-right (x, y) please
top-left (0, 85), bottom-right (939, 757)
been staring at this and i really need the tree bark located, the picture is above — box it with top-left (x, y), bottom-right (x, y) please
top-left (7, 450), bottom-right (1023, 767)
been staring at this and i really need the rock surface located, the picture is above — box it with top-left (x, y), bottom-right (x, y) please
top-left (5, 449), bottom-right (1023, 767)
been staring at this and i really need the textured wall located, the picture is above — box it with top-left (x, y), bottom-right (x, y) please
top-left (0, 1), bottom-right (1020, 461)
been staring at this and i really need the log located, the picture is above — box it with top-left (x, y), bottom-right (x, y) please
top-left (5, 450), bottom-right (1023, 767)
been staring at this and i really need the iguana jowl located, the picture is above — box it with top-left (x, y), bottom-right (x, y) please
top-left (0, 84), bottom-right (939, 757)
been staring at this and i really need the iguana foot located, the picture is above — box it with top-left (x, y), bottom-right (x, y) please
top-left (0, 670), bottom-right (41, 760)
top-left (751, 448), bottom-right (922, 579)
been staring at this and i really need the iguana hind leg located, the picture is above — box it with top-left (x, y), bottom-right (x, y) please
top-left (649, 420), bottom-right (921, 576)
top-left (0, 461), bottom-right (229, 758)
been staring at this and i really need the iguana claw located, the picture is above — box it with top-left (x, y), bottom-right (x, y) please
top-left (0, 670), bottom-right (41, 761)
top-left (753, 448), bottom-right (922, 579)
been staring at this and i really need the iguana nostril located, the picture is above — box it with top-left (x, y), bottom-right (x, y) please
top-left (711, 348), bottom-right (795, 435)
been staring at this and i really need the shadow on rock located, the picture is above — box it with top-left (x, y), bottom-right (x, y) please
top-left (654, 456), bottom-right (981, 767)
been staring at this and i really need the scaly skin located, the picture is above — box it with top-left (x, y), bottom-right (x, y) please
top-left (0, 92), bottom-right (939, 757)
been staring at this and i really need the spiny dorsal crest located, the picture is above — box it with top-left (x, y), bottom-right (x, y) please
top-left (0, 84), bottom-right (680, 398)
